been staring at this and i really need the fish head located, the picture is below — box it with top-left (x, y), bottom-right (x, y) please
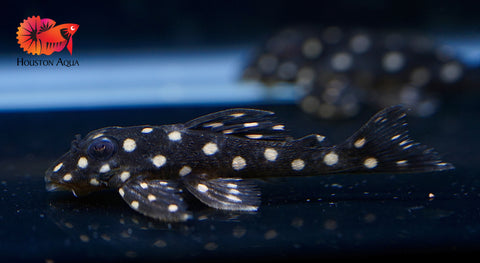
top-left (45, 127), bottom-right (129, 197)
top-left (65, 23), bottom-right (79, 36)
top-left (59, 23), bottom-right (79, 41)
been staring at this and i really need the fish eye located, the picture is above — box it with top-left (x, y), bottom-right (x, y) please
top-left (70, 26), bottom-right (75, 31)
top-left (87, 137), bottom-right (117, 160)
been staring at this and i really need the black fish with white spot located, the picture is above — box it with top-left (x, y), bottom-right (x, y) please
top-left (45, 106), bottom-right (453, 221)
top-left (243, 26), bottom-right (479, 119)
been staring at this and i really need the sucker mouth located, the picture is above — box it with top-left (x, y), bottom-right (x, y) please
top-left (45, 182), bottom-right (69, 192)
top-left (45, 174), bottom-right (69, 192)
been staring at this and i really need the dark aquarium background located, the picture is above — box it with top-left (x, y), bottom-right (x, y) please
top-left (1, 0), bottom-right (479, 262)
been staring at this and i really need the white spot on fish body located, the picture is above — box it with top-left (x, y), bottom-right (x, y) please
top-left (120, 171), bottom-right (130, 182)
top-left (331, 52), bottom-right (353, 71)
top-left (272, 125), bottom-right (284, 130)
top-left (226, 183), bottom-right (237, 188)
top-left (230, 113), bottom-right (245, 118)
top-left (296, 66), bottom-right (316, 85)
top-left (244, 122), bottom-right (259, 128)
top-left (354, 138), bottom-right (366, 148)
top-left (291, 159), bottom-right (305, 171)
top-left (364, 157), bottom-right (378, 169)
top-left (141, 127), bottom-right (153, 134)
top-left (374, 116), bottom-right (387, 123)
top-left (440, 62), bottom-right (463, 83)
top-left (302, 37), bottom-right (323, 59)
top-left (77, 157), bottom-right (88, 169)
top-left (168, 204), bottom-right (178, 212)
top-left (53, 163), bottom-right (63, 172)
top-left (151, 155), bottom-right (167, 168)
top-left (229, 189), bottom-right (241, 194)
top-left (62, 173), bottom-right (72, 182)
top-left (99, 164), bottom-right (111, 173)
top-left (147, 194), bottom-right (156, 202)
top-left (324, 152), bottom-right (339, 166)
top-left (202, 142), bottom-right (218, 155)
top-left (89, 178), bottom-right (100, 186)
top-left (232, 156), bottom-right (247, 171)
top-left (197, 183), bottom-right (208, 193)
top-left (391, 134), bottom-right (401, 141)
top-left (168, 131), bottom-right (182, 141)
top-left (264, 148), bottom-right (278, 162)
top-left (226, 194), bottom-right (242, 202)
top-left (179, 166), bottom-right (192, 176)
top-left (123, 138), bottom-right (137, 152)
top-left (246, 134), bottom-right (263, 139)
top-left (203, 122), bottom-right (223, 128)
top-left (316, 135), bottom-right (325, 142)
top-left (382, 51), bottom-right (405, 72)
top-left (350, 34), bottom-right (371, 53)
top-left (403, 144), bottom-right (414, 150)
top-left (131, 201), bottom-right (139, 210)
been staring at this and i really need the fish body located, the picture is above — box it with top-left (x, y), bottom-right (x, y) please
top-left (45, 106), bottom-right (453, 221)
top-left (243, 26), bottom-right (476, 119)
top-left (16, 16), bottom-right (79, 55)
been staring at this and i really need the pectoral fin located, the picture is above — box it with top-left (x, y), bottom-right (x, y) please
top-left (183, 174), bottom-right (261, 211)
top-left (119, 178), bottom-right (191, 221)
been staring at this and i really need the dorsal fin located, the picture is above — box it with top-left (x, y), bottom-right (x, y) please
top-left (39, 18), bottom-right (56, 33)
top-left (184, 108), bottom-right (290, 141)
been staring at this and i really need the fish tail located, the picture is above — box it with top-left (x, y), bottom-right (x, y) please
top-left (333, 105), bottom-right (454, 173)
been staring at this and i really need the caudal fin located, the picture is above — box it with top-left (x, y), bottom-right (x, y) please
top-left (337, 105), bottom-right (454, 173)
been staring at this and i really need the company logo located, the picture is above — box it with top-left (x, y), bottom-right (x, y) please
top-left (16, 16), bottom-right (79, 55)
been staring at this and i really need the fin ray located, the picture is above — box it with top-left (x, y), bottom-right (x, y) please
top-left (183, 174), bottom-right (261, 211)
top-left (185, 108), bottom-right (290, 141)
top-left (119, 178), bottom-right (191, 221)
top-left (338, 105), bottom-right (454, 173)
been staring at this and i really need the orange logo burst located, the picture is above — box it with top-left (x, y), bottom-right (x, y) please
top-left (16, 16), bottom-right (79, 55)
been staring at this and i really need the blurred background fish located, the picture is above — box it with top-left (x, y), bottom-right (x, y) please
top-left (242, 26), bottom-right (479, 119)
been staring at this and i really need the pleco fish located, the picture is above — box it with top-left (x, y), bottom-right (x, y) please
top-left (243, 26), bottom-right (477, 119)
top-left (45, 106), bottom-right (453, 221)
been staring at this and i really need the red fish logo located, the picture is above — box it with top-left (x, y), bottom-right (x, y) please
top-left (16, 16), bottom-right (79, 55)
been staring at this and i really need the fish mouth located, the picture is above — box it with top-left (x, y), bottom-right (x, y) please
top-left (44, 173), bottom-right (69, 192)
top-left (45, 177), bottom-right (70, 192)
top-left (45, 182), bottom-right (69, 192)
top-left (45, 180), bottom-right (85, 197)
top-left (44, 174), bottom-right (96, 197)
